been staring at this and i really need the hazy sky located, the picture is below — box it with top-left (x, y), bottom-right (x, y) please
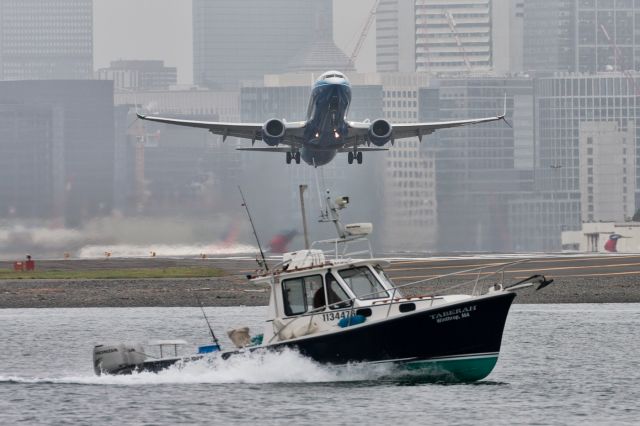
top-left (94, 0), bottom-right (376, 85)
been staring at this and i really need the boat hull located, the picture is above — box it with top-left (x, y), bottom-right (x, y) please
top-left (268, 292), bottom-right (516, 381)
top-left (98, 292), bottom-right (515, 382)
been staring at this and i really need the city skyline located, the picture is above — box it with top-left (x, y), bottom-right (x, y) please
top-left (93, 0), bottom-right (377, 85)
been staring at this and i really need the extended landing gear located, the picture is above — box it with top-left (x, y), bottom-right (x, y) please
top-left (348, 151), bottom-right (363, 165)
top-left (286, 152), bottom-right (301, 164)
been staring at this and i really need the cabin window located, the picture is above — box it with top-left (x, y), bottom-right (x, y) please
top-left (338, 266), bottom-right (389, 300)
top-left (374, 265), bottom-right (403, 297)
top-left (324, 273), bottom-right (351, 309)
top-left (282, 275), bottom-right (323, 316)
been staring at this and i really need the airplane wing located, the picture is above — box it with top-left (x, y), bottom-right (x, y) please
top-left (391, 115), bottom-right (506, 140)
top-left (346, 113), bottom-right (506, 143)
top-left (136, 113), bottom-right (306, 146)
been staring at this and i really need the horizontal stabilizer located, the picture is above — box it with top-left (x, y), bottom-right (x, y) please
top-left (337, 147), bottom-right (389, 153)
top-left (236, 147), bottom-right (293, 153)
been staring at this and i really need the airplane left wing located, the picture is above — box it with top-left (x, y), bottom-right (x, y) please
top-left (136, 113), bottom-right (306, 146)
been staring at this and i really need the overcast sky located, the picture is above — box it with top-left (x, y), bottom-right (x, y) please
top-left (93, 0), bottom-right (376, 85)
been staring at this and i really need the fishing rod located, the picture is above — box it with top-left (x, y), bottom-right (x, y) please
top-left (238, 186), bottom-right (269, 271)
top-left (195, 295), bottom-right (221, 349)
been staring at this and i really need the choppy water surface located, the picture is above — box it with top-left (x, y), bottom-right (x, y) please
top-left (1, 304), bottom-right (639, 425)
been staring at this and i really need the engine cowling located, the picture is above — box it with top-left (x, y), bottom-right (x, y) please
top-left (368, 119), bottom-right (393, 146)
top-left (262, 118), bottom-right (286, 146)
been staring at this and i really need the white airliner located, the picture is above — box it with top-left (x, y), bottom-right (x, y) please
top-left (137, 71), bottom-right (506, 166)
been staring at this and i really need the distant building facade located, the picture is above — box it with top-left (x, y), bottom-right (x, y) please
top-left (0, 81), bottom-right (115, 226)
top-left (97, 60), bottom-right (177, 91)
top-left (579, 121), bottom-right (636, 222)
top-left (0, 104), bottom-right (56, 218)
top-left (524, 0), bottom-right (640, 74)
top-left (376, 0), bottom-right (523, 75)
top-left (520, 73), bottom-right (640, 250)
top-left (0, 0), bottom-right (93, 80)
top-left (420, 76), bottom-right (535, 251)
top-left (114, 89), bottom-right (242, 216)
top-left (193, 0), bottom-right (330, 88)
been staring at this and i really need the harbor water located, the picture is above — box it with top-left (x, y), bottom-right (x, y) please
top-left (1, 304), bottom-right (639, 425)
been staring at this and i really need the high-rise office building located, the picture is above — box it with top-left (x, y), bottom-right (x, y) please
top-left (420, 77), bottom-right (535, 251)
top-left (524, 0), bottom-right (640, 74)
top-left (0, 0), bottom-right (93, 80)
top-left (511, 73), bottom-right (640, 251)
top-left (193, 0), bottom-right (344, 89)
top-left (376, 0), bottom-right (522, 75)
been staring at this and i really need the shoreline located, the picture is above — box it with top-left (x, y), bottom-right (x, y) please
top-left (2, 275), bottom-right (639, 308)
top-left (2, 257), bottom-right (640, 308)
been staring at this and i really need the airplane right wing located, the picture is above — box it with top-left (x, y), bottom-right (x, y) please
top-left (136, 113), bottom-right (306, 146)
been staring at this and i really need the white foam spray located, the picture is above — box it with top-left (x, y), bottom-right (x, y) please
top-left (0, 349), bottom-right (394, 386)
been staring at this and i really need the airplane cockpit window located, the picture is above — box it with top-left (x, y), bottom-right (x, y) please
top-left (323, 73), bottom-right (344, 80)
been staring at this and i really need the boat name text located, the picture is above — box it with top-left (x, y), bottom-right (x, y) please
top-left (430, 305), bottom-right (476, 323)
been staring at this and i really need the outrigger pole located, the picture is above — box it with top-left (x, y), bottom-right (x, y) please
top-left (195, 295), bottom-right (221, 349)
top-left (238, 186), bottom-right (269, 271)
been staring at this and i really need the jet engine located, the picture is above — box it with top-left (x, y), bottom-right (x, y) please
top-left (368, 119), bottom-right (393, 146)
top-left (262, 118), bottom-right (286, 146)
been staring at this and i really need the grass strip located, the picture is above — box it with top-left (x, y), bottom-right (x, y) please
top-left (0, 267), bottom-right (225, 280)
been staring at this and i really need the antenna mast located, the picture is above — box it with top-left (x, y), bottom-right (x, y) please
top-left (238, 187), bottom-right (269, 271)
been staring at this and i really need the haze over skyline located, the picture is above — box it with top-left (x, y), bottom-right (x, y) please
top-left (93, 0), bottom-right (376, 85)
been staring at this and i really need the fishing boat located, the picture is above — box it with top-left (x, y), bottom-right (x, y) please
top-left (93, 191), bottom-right (554, 381)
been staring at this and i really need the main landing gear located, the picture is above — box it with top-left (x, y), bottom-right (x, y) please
top-left (348, 151), bottom-right (363, 165)
top-left (286, 151), bottom-right (301, 164)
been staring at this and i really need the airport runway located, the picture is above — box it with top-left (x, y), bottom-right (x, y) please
top-left (2, 253), bottom-right (640, 307)
top-left (3, 253), bottom-right (640, 283)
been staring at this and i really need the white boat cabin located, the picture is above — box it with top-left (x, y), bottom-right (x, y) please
top-left (250, 249), bottom-right (472, 346)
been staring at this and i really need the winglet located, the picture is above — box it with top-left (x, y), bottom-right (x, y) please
top-left (136, 112), bottom-right (146, 120)
top-left (500, 93), bottom-right (512, 128)
top-left (502, 92), bottom-right (507, 117)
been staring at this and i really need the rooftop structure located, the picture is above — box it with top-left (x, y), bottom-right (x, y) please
top-left (97, 60), bottom-right (177, 91)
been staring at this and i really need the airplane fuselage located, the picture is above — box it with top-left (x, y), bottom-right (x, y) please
top-left (300, 72), bottom-right (352, 166)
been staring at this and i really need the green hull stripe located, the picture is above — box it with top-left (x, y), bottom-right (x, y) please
top-left (401, 355), bottom-right (499, 382)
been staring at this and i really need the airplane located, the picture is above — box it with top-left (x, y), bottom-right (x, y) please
top-left (137, 70), bottom-right (507, 167)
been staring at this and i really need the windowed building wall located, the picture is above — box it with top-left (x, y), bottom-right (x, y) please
top-left (0, 0), bottom-right (93, 80)
top-left (419, 77), bottom-right (535, 251)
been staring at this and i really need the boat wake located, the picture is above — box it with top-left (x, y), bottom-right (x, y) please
top-left (0, 349), bottom-right (395, 386)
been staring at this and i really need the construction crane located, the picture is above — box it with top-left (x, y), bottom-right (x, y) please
top-left (600, 24), bottom-right (640, 96)
top-left (444, 10), bottom-right (472, 73)
top-left (348, 0), bottom-right (380, 69)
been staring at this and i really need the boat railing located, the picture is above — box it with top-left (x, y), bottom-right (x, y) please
top-left (310, 235), bottom-right (373, 260)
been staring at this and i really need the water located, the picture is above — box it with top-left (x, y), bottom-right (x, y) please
top-left (1, 305), bottom-right (638, 425)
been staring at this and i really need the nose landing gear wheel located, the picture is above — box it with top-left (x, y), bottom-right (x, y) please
top-left (356, 152), bottom-right (363, 164)
top-left (286, 152), bottom-right (292, 164)
top-left (348, 152), bottom-right (354, 164)
top-left (295, 152), bottom-right (301, 164)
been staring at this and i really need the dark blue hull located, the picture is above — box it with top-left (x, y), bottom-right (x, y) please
top-left (119, 292), bottom-right (515, 382)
